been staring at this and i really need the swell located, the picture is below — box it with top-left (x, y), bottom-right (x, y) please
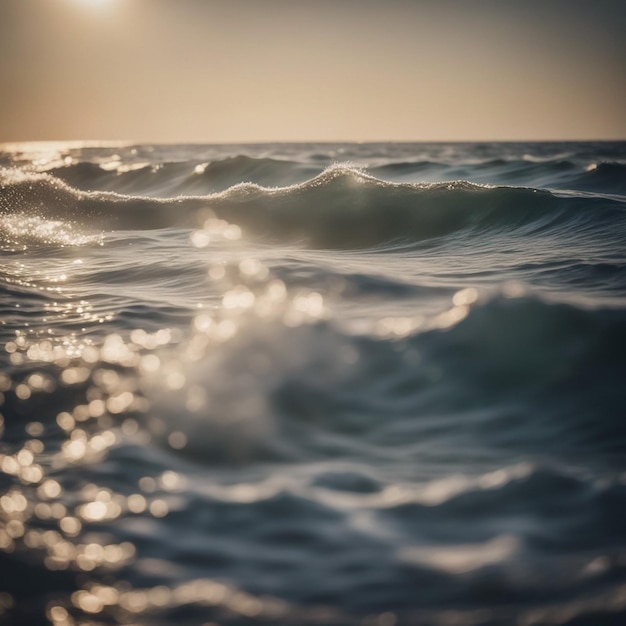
top-left (76, 155), bottom-right (622, 197)
top-left (0, 167), bottom-right (204, 230)
top-left (268, 294), bottom-right (626, 461)
top-left (43, 155), bottom-right (318, 196)
top-left (2, 294), bottom-right (625, 624)
top-left (5, 290), bottom-right (621, 464)
top-left (2, 166), bottom-right (624, 249)
top-left (571, 162), bottom-right (626, 194)
top-left (372, 158), bottom-right (626, 193)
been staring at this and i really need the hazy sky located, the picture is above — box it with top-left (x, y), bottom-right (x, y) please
top-left (1, 0), bottom-right (624, 143)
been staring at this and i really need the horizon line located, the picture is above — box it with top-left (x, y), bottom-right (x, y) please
top-left (2, 138), bottom-right (625, 149)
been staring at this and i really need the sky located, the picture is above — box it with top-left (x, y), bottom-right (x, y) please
top-left (1, 0), bottom-right (625, 143)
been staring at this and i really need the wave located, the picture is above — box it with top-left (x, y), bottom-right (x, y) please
top-left (371, 158), bottom-right (626, 194)
top-left (48, 160), bottom-right (193, 196)
top-left (371, 156), bottom-right (576, 176)
top-left (0, 167), bottom-right (202, 230)
top-left (412, 295), bottom-right (626, 448)
top-left (36, 155), bottom-right (318, 197)
top-left (3, 282), bottom-right (623, 465)
top-left (573, 162), bottom-right (626, 194)
top-left (3, 141), bottom-right (626, 626)
top-left (183, 155), bottom-right (318, 193)
top-left (2, 166), bottom-right (623, 249)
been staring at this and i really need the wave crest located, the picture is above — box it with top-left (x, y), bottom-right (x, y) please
top-left (2, 165), bottom-right (623, 249)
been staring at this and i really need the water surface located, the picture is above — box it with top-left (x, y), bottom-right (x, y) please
top-left (1, 141), bottom-right (626, 625)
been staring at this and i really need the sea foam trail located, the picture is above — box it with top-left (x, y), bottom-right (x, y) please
top-left (3, 166), bottom-right (621, 249)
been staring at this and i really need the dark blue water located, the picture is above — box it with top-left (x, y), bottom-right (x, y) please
top-left (1, 141), bottom-right (626, 626)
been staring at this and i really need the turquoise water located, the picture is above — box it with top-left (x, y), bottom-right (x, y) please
top-left (1, 141), bottom-right (626, 625)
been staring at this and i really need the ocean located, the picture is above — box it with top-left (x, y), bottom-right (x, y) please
top-left (1, 141), bottom-right (625, 626)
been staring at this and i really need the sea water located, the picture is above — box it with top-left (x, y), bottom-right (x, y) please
top-left (1, 141), bottom-right (625, 625)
